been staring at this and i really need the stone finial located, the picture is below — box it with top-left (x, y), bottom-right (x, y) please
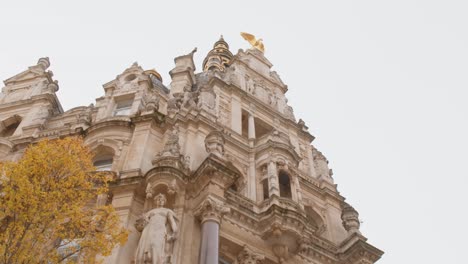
top-left (204, 131), bottom-right (225, 158)
top-left (194, 197), bottom-right (230, 224)
top-left (46, 80), bottom-right (59, 92)
top-left (341, 203), bottom-right (361, 234)
top-left (37, 57), bottom-right (50, 70)
top-left (234, 245), bottom-right (265, 264)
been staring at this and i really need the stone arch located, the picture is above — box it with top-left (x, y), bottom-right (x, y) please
top-left (144, 167), bottom-right (187, 211)
top-left (304, 205), bottom-right (326, 233)
top-left (0, 115), bottom-right (22, 137)
top-left (225, 158), bottom-right (247, 193)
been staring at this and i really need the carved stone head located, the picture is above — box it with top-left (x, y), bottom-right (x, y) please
top-left (154, 193), bottom-right (167, 208)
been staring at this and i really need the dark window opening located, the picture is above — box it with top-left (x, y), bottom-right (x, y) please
top-left (278, 170), bottom-right (292, 199)
top-left (262, 179), bottom-right (269, 200)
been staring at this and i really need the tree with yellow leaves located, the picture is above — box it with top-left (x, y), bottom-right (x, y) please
top-left (0, 137), bottom-right (128, 263)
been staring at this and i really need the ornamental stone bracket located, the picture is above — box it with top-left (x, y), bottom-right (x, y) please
top-left (204, 130), bottom-right (225, 159)
top-left (194, 197), bottom-right (230, 224)
top-left (234, 245), bottom-right (265, 264)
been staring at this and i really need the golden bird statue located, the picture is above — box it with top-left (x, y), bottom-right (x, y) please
top-left (240, 32), bottom-right (265, 53)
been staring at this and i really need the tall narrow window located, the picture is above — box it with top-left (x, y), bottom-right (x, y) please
top-left (278, 170), bottom-right (292, 199)
top-left (113, 99), bottom-right (133, 116)
top-left (262, 179), bottom-right (269, 200)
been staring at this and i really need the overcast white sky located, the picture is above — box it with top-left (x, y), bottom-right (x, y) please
top-left (1, 1), bottom-right (467, 263)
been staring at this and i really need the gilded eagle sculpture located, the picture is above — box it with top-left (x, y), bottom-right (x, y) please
top-left (240, 32), bottom-right (265, 53)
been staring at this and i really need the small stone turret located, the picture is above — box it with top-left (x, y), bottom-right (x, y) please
top-left (202, 35), bottom-right (233, 72)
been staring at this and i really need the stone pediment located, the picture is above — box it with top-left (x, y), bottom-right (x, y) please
top-left (4, 58), bottom-right (52, 85)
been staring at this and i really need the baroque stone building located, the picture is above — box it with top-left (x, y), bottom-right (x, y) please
top-left (0, 36), bottom-right (383, 264)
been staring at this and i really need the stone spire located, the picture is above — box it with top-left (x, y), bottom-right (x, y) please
top-left (202, 35), bottom-right (233, 72)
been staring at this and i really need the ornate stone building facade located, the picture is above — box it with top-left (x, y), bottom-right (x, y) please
top-left (0, 36), bottom-right (383, 264)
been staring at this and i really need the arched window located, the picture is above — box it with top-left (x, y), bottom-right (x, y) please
top-left (0, 115), bottom-right (21, 137)
top-left (93, 146), bottom-right (114, 171)
top-left (278, 170), bottom-right (292, 199)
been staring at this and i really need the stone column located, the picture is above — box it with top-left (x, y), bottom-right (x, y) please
top-left (248, 112), bottom-right (256, 140)
top-left (267, 161), bottom-right (280, 196)
top-left (194, 198), bottom-right (230, 264)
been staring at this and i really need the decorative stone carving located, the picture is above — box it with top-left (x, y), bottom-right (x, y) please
top-left (135, 193), bottom-right (178, 264)
top-left (197, 85), bottom-right (217, 112)
top-left (194, 197), bottom-right (230, 224)
top-left (272, 244), bottom-right (289, 264)
top-left (167, 94), bottom-right (183, 116)
top-left (234, 245), bottom-right (265, 264)
top-left (284, 105), bottom-right (296, 121)
top-left (204, 131), bottom-right (225, 158)
top-left (144, 92), bottom-right (160, 113)
top-left (158, 125), bottom-right (180, 158)
top-left (312, 146), bottom-right (332, 179)
top-left (297, 119), bottom-right (308, 132)
top-left (341, 203), bottom-right (361, 234)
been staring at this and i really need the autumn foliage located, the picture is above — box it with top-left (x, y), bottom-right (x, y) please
top-left (0, 137), bottom-right (128, 263)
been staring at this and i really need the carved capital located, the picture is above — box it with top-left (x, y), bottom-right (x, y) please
top-left (235, 245), bottom-right (264, 264)
top-left (194, 197), bottom-right (230, 224)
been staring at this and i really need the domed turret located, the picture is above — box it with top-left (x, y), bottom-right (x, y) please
top-left (202, 35), bottom-right (233, 72)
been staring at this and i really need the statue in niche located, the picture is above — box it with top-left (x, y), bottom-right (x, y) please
top-left (134, 193), bottom-right (178, 264)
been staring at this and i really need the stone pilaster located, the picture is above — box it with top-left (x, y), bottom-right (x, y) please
top-left (267, 160), bottom-right (279, 197)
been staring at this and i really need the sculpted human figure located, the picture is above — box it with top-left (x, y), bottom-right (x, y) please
top-left (134, 193), bottom-right (178, 264)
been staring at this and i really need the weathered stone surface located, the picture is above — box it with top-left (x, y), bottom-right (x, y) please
top-left (0, 37), bottom-right (383, 264)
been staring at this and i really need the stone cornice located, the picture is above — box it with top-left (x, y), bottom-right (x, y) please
top-left (338, 233), bottom-right (384, 264)
top-left (187, 154), bottom-right (240, 199)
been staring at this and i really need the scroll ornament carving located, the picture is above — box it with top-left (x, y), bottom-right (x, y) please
top-left (341, 203), bottom-right (361, 234)
top-left (234, 245), bottom-right (265, 264)
top-left (204, 131), bottom-right (225, 158)
top-left (194, 198), bottom-right (230, 224)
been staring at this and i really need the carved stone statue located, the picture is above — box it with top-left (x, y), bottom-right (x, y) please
top-left (160, 125), bottom-right (180, 157)
top-left (135, 193), bottom-right (178, 264)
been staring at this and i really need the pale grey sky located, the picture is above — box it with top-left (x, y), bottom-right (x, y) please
top-left (1, 1), bottom-right (467, 263)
